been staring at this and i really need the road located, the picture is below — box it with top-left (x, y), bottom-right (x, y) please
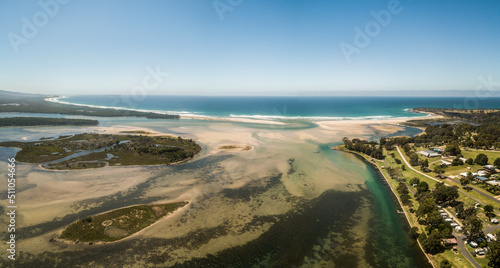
top-left (395, 147), bottom-right (500, 209)
top-left (396, 146), bottom-right (500, 267)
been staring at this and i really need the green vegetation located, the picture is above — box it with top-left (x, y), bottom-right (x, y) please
top-left (0, 133), bottom-right (201, 169)
top-left (0, 90), bottom-right (179, 119)
top-left (59, 202), bottom-right (187, 243)
top-left (0, 117), bottom-right (99, 127)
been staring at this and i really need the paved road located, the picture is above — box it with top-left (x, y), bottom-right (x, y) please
top-left (444, 175), bottom-right (500, 205)
top-left (396, 147), bottom-right (499, 209)
top-left (454, 233), bottom-right (481, 268)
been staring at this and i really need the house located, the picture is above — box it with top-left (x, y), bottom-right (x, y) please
top-left (433, 148), bottom-right (445, 153)
top-left (476, 176), bottom-right (488, 182)
top-left (445, 218), bottom-right (453, 223)
top-left (487, 233), bottom-right (497, 242)
top-left (450, 223), bottom-right (459, 227)
top-left (469, 241), bottom-right (479, 247)
top-left (443, 238), bottom-right (457, 246)
top-left (419, 150), bottom-right (440, 158)
top-left (487, 180), bottom-right (500, 186)
top-left (478, 170), bottom-right (488, 177)
top-left (460, 172), bottom-right (478, 178)
top-left (485, 165), bottom-right (496, 171)
top-left (475, 248), bottom-right (486, 255)
top-left (441, 160), bottom-right (452, 166)
top-left (455, 226), bottom-right (462, 232)
top-left (491, 218), bottom-right (499, 224)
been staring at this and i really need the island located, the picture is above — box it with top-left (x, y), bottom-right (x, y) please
top-left (59, 202), bottom-right (188, 243)
top-left (0, 133), bottom-right (202, 169)
top-left (0, 117), bottom-right (99, 127)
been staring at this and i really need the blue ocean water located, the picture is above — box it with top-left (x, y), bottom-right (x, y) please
top-left (57, 96), bottom-right (500, 120)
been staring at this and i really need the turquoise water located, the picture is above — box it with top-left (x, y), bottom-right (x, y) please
top-left (58, 96), bottom-right (500, 120)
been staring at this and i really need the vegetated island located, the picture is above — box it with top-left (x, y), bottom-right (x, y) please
top-left (59, 202), bottom-right (188, 243)
top-left (0, 90), bottom-right (179, 119)
top-left (0, 117), bottom-right (99, 127)
top-left (404, 108), bottom-right (500, 127)
top-left (337, 109), bottom-right (500, 268)
top-left (0, 133), bottom-right (201, 169)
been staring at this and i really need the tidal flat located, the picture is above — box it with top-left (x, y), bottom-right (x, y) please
top-left (0, 116), bottom-right (430, 267)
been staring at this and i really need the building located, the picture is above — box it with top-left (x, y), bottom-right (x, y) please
top-left (477, 176), bottom-right (489, 182)
top-left (419, 150), bottom-right (440, 158)
top-left (485, 165), bottom-right (496, 171)
top-left (487, 180), bottom-right (500, 186)
top-left (441, 160), bottom-right (452, 166)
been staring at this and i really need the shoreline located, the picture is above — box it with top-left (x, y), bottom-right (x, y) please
top-left (336, 148), bottom-right (436, 268)
top-left (44, 96), bottom-right (439, 126)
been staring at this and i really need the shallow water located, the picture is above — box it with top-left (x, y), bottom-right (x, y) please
top-left (0, 116), bottom-right (432, 267)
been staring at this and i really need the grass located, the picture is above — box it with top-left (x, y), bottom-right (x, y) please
top-left (59, 202), bottom-right (187, 243)
top-left (462, 150), bottom-right (500, 165)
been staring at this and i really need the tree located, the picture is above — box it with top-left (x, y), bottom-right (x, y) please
top-left (466, 158), bottom-right (474, 165)
top-left (420, 159), bottom-right (429, 171)
top-left (410, 177), bottom-right (420, 186)
top-left (485, 204), bottom-right (496, 220)
top-left (421, 230), bottom-right (444, 254)
top-left (440, 259), bottom-right (452, 268)
top-left (445, 144), bottom-right (461, 156)
top-left (434, 165), bottom-right (445, 175)
top-left (432, 184), bottom-right (459, 205)
top-left (397, 182), bottom-right (409, 195)
top-left (401, 164), bottom-right (406, 171)
top-left (463, 215), bottom-right (483, 239)
top-left (451, 158), bottom-right (464, 166)
top-left (460, 177), bottom-right (470, 187)
top-left (409, 227), bottom-right (420, 240)
top-left (416, 198), bottom-right (437, 221)
top-left (475, 153), bottom-right (489, 166)
top-left (417, 181), bottom-right (429, 193)
top-left (488, 241), bottom-right (500, 268)
top-left (495, 157), bottom-right (500, 168)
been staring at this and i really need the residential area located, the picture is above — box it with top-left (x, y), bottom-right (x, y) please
top-left (341, 119), bottom-right (500, 268)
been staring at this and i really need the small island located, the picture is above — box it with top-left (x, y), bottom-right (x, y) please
top-left (59, 202), bottom-right (188, 243)
top-left (0, 117), bottom-right (99, 127)
top-left (0, 133), bottom-right (201, 169)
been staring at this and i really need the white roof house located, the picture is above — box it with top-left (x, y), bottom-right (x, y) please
top-left (419, 150), bottom-right (440, 158)
top-left (487, 180), bottom-right (500, 186)
top-left (441, 160), bottom-right (452, 166)
top-left (485, 165), bottom-right (496, 171)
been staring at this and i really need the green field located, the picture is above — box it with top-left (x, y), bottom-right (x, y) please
top-left (60, 202), bottom-right (188, 243)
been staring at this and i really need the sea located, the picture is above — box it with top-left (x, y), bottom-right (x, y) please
top-left (53, 95), bottom-right (500, 121)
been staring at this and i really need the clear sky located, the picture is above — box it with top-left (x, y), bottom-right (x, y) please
top-left (1, 0), bottom-right (499, 95)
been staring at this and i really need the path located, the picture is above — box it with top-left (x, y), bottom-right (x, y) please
top-left (396, 147), bottom-right (499, 209)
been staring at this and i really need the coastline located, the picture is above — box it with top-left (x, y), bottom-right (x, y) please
top-left (45, 96), bottom-right (442, 127)
top-left (336, 147), bottom-right (437, 268)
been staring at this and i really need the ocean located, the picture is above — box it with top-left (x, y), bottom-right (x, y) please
top-left (54, 95), bottom-right (500, 120)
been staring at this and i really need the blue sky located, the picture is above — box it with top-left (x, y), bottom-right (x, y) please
top-left (1, 0), bottom-right (499, 95)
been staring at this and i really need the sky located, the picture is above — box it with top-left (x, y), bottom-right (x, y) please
top-left (0, 0), bottom-right (499, 96)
